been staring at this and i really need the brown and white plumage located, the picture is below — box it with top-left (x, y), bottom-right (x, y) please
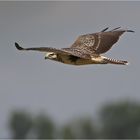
top-left (15, 27), bottom-right (134, 65)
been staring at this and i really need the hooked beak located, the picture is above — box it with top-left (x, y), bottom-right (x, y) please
top-left (45, 56), bottom-right (48, 59)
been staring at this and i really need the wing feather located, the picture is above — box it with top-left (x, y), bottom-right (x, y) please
top-left (15, 28), bottom-right (134, 60)
top-left (70, 28), bottom-right (134, 54)
top-left (15, 42), bottom-right (91, 59)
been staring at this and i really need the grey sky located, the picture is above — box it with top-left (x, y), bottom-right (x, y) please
top-left (0, 1), bottom-right (140, 138)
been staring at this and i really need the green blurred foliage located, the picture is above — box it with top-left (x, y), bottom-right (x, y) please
top-left (8, 100), bottom-right (140, 139)
top-left (33, 114), bottom-right (55, 139)
top-left (99, 101), bottom-right (140, 139)
top-left (9, 111), bottom-right (32, 139)
top-left (79, 118), bottom-right (97, 139)
top-left (61, 125), bottom-right (76, 139)
top-left (61, 118), bottom-right (97, 139)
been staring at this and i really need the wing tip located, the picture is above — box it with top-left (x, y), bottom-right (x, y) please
top-left (126, 30), bottom-right (135, 33)
top-left (15, 42), bottom-right (24, 50)
top-left (101, 27), bottom-right (109, 32)
top-left (111, 27), bottom-right (135, 33)
top-left (100, 27), bottom-right (135, 33)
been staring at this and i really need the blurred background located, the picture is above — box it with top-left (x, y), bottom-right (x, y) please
top-left (0, 1), bottom-right (140, 139)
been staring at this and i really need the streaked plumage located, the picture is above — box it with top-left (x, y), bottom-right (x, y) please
top-left (15, 27), bottom-right (134, 65)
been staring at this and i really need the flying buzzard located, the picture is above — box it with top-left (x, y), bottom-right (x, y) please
top-left (15, 27), bottom-right (134, 65)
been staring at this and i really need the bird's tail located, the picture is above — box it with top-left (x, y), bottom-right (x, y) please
top-left (102, 56), bottom-right (129, 65)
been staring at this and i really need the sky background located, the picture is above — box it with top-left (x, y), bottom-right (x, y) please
top-left (0, 1), bottom-right (140, 138)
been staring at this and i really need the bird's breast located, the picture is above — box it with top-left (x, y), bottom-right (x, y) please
top-left (56, 54), bottom-right (99, 65)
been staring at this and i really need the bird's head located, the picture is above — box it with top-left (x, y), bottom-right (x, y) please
top-left (45, 52), bottom-right (57, 60)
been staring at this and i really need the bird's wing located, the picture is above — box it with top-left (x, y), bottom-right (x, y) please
top-left (15, 42), bottom-right (91, 59)
top-left (70, 27), bottom-right (134, 54)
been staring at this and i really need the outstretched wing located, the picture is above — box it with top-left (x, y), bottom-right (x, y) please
top-left (70, 27), bottom-right (134, 54)
top-left (15, 42), bottom-right (91, 59)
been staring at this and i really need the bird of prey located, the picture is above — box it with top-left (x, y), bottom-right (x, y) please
top-left (15, 27), bottom-right (134, 66)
